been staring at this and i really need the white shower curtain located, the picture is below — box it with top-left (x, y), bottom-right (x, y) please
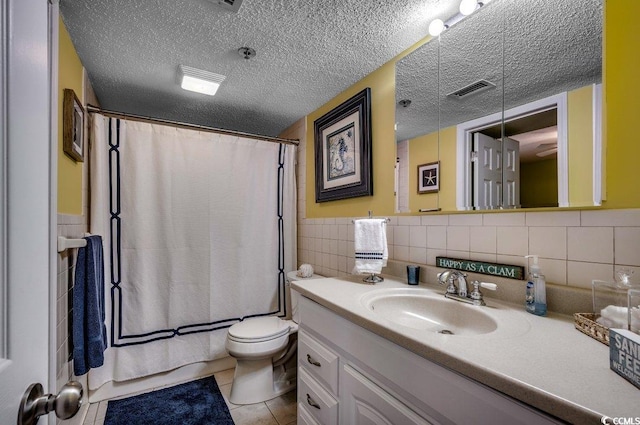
top-left (87, 115), bottom-right (296, 389)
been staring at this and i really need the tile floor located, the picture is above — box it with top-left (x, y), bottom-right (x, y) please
top-left (82, 368), bottom-right (297, 425)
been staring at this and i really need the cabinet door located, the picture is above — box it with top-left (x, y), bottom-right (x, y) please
top-left (342, 365), bottom-right (436, 425)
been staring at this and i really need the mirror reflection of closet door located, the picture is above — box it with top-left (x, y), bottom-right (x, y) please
top-left (502, 137), bottom-right (520, 208)
top-left (473, 133), bottom-right (520, 209)
top-left (473, 133), bottom-right (502, 209)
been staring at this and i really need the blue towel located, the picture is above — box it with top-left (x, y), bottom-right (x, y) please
top-left (73, 235), bottom-right (107, 376)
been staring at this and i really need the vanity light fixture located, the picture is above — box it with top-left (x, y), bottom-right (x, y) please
top-left (178, 65), bottom-right (226, 96)
top-left (459, 0), bottom-right (479, 16)
top-left (428, 18), bottom-right (446, 36)
top-left (429, 0), bottom-right (487, 37)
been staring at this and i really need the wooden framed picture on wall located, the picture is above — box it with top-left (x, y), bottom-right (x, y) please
top-left (63, 88), bottom-right (84, 162)
top-left (314, 88), bottom-right (373, 202)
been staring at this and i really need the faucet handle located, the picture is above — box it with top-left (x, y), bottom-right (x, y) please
top-left (470, 281), bottom-right (497, 304)
top-left (478, 282), bottom-right (497, 291)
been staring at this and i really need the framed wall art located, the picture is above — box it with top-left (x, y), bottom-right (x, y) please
top-left (314, 88), bottom-right (372, 202)
top-left (63, 88), bottom-right (84, 162)
top-left (418, 161), bottom-right (439, 193)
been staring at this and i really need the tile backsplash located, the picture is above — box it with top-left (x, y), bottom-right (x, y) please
top-left (296, 210), bottom-right (640, 292)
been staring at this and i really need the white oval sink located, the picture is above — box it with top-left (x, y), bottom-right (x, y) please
top-left (361, 287), bottom-right (498, 336)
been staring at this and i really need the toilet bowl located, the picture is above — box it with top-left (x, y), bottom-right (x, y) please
top-left (225, 270), bottom-right (323, 405)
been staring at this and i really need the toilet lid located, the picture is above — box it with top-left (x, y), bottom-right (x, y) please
top-left (228, 316), bottom-right (290, 342)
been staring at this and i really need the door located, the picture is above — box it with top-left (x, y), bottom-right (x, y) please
top-left (342, 365), bottom-right (434, 425)
top-left (502, 137), bottom-right (520, 208)
top-left (0, 0), bottom-right (53, 423)
top-left (473, 133), bottom-right (502, 209)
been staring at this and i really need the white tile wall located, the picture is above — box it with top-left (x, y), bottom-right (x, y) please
top-left (57, 213), bottom-right (88, 393)
top-left (567, 227), bottom-right (614, 263)
top-left (297, 209), bottom-right (640, 292)
top-left (529, 227), bottom-right (567, 260)
top-left (496, 226), bottom-right (528, 256)
top-left (614, 227), bottom-right (640, 266)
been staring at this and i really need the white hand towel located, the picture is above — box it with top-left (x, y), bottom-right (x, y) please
top-left (353, 219), bottom-right (388, 275)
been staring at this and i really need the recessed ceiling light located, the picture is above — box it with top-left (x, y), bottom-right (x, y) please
top-left (178, 65), bottom-right (226, 96)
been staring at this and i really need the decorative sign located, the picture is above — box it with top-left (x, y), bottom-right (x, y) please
top-left (610, 329), bottom-right (640, 390)
top-left (436, 256), bottom-right (524, 280)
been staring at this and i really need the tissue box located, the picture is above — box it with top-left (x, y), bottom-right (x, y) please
top-left (609, 328), bottom-right (640, 389)
top-left (592, 279), bottom-right (628, 316)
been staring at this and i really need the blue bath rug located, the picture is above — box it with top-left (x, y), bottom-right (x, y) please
top-left (104, 375), bottom-right (234, 424)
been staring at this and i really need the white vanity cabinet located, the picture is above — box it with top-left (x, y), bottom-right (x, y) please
top-left (297, 295), bottom-right (563, 425)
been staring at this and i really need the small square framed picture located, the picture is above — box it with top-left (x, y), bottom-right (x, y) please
top-left (418, 161), bottom-right (439, 193)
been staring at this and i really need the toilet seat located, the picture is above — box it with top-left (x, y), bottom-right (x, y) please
top-left (228, 316), bottom-right (291, 343)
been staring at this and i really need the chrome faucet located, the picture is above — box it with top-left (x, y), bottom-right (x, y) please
top-left (437, 269), bottom-right (497, 306)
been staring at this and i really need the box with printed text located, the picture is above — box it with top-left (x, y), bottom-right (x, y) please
top-left (609, 328), bottom-right (640, 390)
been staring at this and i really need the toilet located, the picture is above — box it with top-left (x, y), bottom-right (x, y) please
top-left (225, 270), bottom-right (324, 405)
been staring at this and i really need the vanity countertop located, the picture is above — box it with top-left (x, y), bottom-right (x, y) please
top-left (291, 275), bottom-right (639, 424)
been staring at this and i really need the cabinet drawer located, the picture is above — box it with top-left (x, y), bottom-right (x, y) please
top-left (299, 330), bottom-right (339, 394)
top-left (298, 403), bottom-right (321, 425)
top-left (298, 368), bottom-right (339, 425)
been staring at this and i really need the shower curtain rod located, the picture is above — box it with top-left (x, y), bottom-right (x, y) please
top-left (86, 104), bottom-right (299, 146)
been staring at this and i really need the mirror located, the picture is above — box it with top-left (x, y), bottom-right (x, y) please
top-left (395, 0), bottom-right (602, 212)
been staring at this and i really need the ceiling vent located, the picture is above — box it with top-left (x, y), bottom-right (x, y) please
top-left (211, 0), bottom-right (243, 13)
top-left (447, 79), bottom-right (496, 99)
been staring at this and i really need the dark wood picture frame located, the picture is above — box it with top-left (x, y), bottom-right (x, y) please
top-left (63, 88), bottom-right (84, 162)
top-left (314, 88), bottom-right (372, 202)
top-left (418, 161), bottom-right (440, 193)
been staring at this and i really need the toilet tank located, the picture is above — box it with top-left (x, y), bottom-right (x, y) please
top-left (287, 271), bottom-right (324, 324)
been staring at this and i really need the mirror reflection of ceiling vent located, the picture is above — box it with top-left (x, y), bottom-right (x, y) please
top-left (447, 79), bottom-right (496, 99)
top-left (211, 0), bottom-right (243, 13)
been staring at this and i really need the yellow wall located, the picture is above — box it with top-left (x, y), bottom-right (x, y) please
top-left (408, 132), bottom-right (438, 212)
top-left (521, 159), bottom-right (558, 208)
top-left (305, 61), bottom-right (397, 218)
top-left (408, 126), bottom-right (457, 212)
top-left (58, 18), bottom-right (84, 215)
top-left (304, 36), bottom-right (434, 219)
top-left (568, 85), bottom-right (594, 207)
top-left (603, 0), bottom-right (640, 208)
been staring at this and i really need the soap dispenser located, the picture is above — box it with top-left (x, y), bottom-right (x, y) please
top-left (525, 255), bottom-right (547, 316)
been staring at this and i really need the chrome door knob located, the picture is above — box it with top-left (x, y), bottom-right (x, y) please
top-left (18, 381), bottom-right (83, 425)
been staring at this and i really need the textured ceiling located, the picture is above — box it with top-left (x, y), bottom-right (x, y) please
top-left (395, 0), bottom-right (603, 142)
top-left (60, 0), bottom-right (461, 137)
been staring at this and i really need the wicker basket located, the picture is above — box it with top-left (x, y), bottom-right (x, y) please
top-left (574, 313), bottom-right (609, 346)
